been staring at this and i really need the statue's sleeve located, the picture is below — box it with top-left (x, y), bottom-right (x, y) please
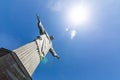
top-left (49, 47), bottom-right (60, 59)
top-left (37, 17), bottom-right (45, 35)
top-left (38, 22), bottom-right (45, 35)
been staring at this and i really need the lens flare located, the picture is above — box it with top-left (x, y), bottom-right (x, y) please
top-left (41, 57), bottom-right (48, 64)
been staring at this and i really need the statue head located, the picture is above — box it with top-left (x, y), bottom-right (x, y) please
top-left (50, 36), bottom-right (54, 40)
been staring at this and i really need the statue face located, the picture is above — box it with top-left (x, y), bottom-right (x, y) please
top-left (50, 36), bottom-right (54, 40)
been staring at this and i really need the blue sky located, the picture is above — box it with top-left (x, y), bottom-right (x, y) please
top-left (0, 0), bottom-right (120, 80)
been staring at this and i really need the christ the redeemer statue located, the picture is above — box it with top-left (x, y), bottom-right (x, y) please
top-left (37, 16), bottom-right (60, 59)
top-left (13, 16), bottom-right (60, 77)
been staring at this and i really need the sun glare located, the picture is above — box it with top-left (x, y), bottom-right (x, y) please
top-left (67, 4), bottom-right (91, 26)
top-left (64, 3), bottom-right (92, 39)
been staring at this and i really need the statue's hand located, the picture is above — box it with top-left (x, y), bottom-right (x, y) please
top-left (56, 55), bottom-right (60, 60)
top-left (37, 16), bottom-right (40, 23)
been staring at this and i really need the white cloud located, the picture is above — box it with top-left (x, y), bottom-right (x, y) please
top-left (70, 30), bottom-right (76, 39)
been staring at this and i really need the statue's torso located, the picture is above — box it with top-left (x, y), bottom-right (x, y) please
top-left (36, 34), bottom-right (52, 57)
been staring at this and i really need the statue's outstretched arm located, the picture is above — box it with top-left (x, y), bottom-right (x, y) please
top-left (49, 47), bottom-right (60, 59)
top-left (37, 16), bottom-right (40, 23)
top-left (37, 16), bottom-right (45, 35)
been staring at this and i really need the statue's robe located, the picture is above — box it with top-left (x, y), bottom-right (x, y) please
top-left (13, 34), bottom-right (52, 76)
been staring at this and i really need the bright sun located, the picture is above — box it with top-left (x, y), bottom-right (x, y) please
top-left (67, 4), bottom-right (90, 26)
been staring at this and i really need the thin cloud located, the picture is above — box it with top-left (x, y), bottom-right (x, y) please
top-left (47, 0), bottom-right (83, 12)
top-left (47, 0), bottom-right (63, 12)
